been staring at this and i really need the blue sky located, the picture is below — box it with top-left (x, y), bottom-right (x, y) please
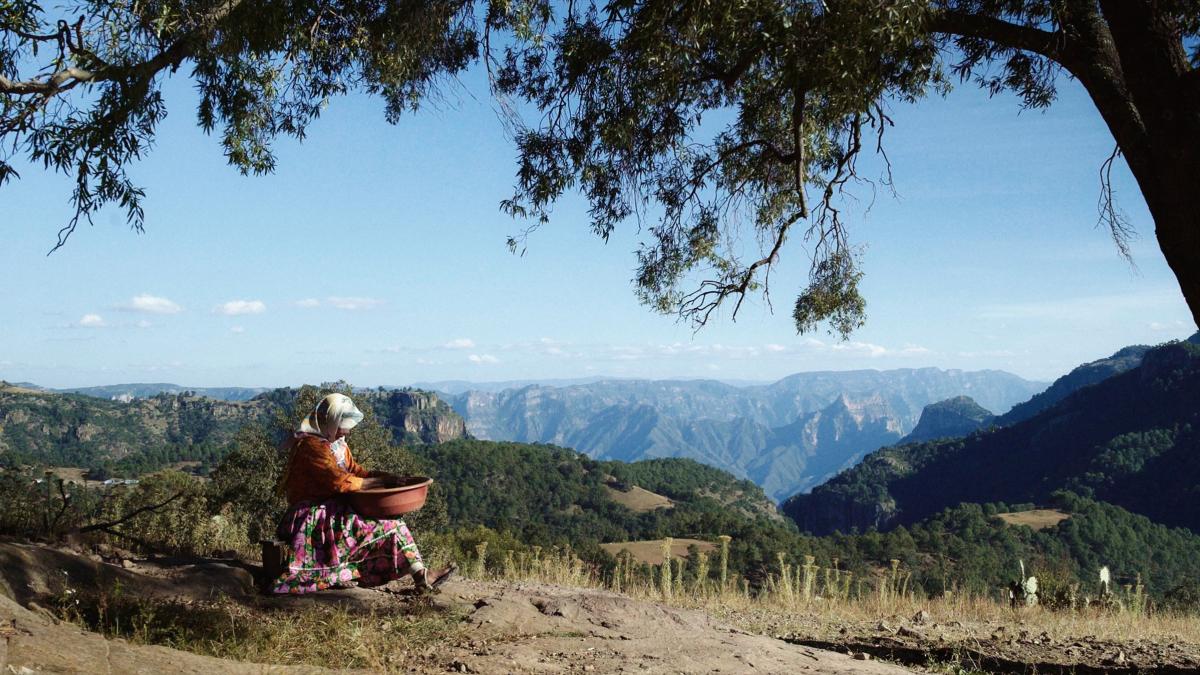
top-left (2, 62), bottom-right (1194, 389)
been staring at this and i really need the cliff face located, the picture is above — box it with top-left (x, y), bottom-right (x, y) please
top-left (366, 390), bottom-right (468, 444)
top-left (0, 383), bottom-right (468, 466)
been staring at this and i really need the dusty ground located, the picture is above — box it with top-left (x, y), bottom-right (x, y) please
top-left (4, 540), bottom-right (1200, 674)
top-left (0, 541), bottom-right (908, 674)
top-left (725, 605), bottom-right (1200, 674)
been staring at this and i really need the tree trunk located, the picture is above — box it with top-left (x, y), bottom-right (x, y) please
top-left (1135, 147), bottom-right (1200, 331)
top-left (1068, 3), bottom-right (1200, 330)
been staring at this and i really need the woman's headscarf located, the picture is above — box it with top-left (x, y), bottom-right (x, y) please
top-left (298, 393), bottom-right (365, 439)
top-left (279, 393), bottom-right (365, 493)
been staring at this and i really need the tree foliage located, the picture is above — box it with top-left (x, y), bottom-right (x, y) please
top-left (1, 0), bottom-right (476, 247)
top-left (5, 1), bottom-right (1200, 330)
top-left (491, 0), bottom-right (1200, 331)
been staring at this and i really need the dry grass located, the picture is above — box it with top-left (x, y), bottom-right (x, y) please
top-left (599, 538), bottom-right (715, 565)
top-left (53, 587), bottom-right (467, 671)
top-left (995, 509), bottom-right (1071, 530)
top-left (697, 589), bottom-right (1200, 646)
top-left (603, 484), bottom-right (673, 512)
top-left (46, 467), bottom-right (89, 483)
top-left (460, 543), bottom-right (1200, 657)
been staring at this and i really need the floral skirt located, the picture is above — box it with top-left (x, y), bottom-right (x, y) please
top-left (272, 499), bottom-right (425, 594)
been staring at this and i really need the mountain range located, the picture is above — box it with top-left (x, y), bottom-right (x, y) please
top-left (445, 368), bottom-right (1046, 501)
top-left (782, 335), bottom-right (1200, 535)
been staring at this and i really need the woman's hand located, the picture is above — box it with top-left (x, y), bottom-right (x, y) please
top-left (359, 473), bottom-right (405, 489)
top-left (359, 476), bottom-right (390, 490)
top-left (367, 470), bottom-right (405, 485)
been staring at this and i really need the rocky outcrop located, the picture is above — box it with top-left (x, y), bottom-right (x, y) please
top-left (901, 396), bottom-right (995, 444)
top-left (367, 390), bottom-right (468, 444)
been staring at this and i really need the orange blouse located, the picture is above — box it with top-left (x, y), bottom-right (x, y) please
top-left (282, 435), bottom-right (371, 506)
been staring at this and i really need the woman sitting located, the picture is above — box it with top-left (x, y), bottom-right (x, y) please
top-left (272, 393), bottom-right (452, 594)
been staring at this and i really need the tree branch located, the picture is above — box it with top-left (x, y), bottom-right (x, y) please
top-left (76, 491), bottom-right (186, 534)
top-left (0, 1), bottom-right (242, 97)
top-left (679, 209), bottom-right (803, 327)
top-left (927, 10), bottom-right (1067, 66)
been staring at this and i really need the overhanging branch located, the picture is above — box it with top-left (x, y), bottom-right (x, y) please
top-left (927, 10), bottom-right (1064, 61)
top-left (0, 1), bottom-right (243, 98)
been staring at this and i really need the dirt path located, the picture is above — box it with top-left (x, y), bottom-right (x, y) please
top-left (0, 541), bottom-right (909, 674)
top-left (423, 578), bottom-right (910, 673)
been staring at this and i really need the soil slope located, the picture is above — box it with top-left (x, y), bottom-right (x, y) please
top-left (0, 541), bottom-right (908, 674)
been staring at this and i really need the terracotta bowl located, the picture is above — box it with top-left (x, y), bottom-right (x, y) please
top-left (349, 476), bottom-right (433, 518)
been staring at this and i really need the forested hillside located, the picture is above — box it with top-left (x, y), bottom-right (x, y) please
top-left (415, 441), bottom-right (1200, 602)
top-left (783, 340), bottom-right (1200, 535)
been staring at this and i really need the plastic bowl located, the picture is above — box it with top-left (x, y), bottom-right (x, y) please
top-left (349, 476), bottom-right (433, 518)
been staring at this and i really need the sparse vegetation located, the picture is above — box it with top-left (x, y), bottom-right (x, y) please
top-left (52, 587), bottom-right (467, 670)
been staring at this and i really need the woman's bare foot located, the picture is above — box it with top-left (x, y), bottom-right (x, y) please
top-left (414, 564), bottom-right (456, 594)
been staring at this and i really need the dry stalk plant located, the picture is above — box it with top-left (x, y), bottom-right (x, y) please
top-left (455, 537), bottom-right (1200, 649)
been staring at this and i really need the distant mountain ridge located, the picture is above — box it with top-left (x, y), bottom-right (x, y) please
top-left (447, 368), bottom-right (1046, 501)
top-left (782, 338), bottom-right (1200, 535)
top-left (55, 383), bottom-right (269, 402)
top-left (894, 340), bottom-right (1179, 446)
top-left (0, 384), bottom-right (466, 468)
top-left (995, 345), bottom-right (1152, 426)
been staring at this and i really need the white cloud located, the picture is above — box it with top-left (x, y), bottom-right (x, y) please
top-left (958, 349), bottom-right (1017, 358)
top-left (327, 296), bottom-right (382, 311)
top-left (136, 320), bottom-right (152, 329)
top-left (443, 338), bottom-right (476, 350)
top-left (294, 298), bottom-right (321, 308)
top-left (830, 341), bottom-right (889, 357)
top-left (121, 294), bottom-right (182, 314)
top-left (1149, 320), bottom-right (1188, 332)
top-left (231, 326), bottom-right (246, 334)
top-left (216, 300), bottom-right (266, 316)
top-left (764, 343), bottom-right (788, 353)
top-left (129, 360), bottom-right (185, 371)
top-left (78, 314), bottom-right (105, 327)
top-left (468, 354), bottom-right (500, 364)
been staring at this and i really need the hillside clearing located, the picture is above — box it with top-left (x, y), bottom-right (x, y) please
top-left (603, 484), bottom-right (673, 512)
top-left (995, 509), bottom-right (1071, 530)
top-left (599, 538), bottom-right (716, 564)
top-left (47, 466), bottom-right (89, 483)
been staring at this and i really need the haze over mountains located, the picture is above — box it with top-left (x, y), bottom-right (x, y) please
top-left (4, 366), bottom-right (1046, 501)
top-left (23, 334), bottom-right (1193, 513)
top-left (444, 368), bottom-right (1046, 500)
